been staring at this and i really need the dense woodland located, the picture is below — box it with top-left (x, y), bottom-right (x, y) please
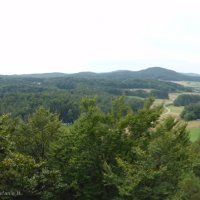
top-left (1, 97), bottom-right (200, 199)
top-left (174, 94), bottom-right (200, 107)
top-left (181, 102), bottom-right (200, 120)
top-left (0, 71), bottom-right (192, 123)
top-left (1, 67), bottom-right (200, 199)
top-left (174, 94), bottom-right (200, 121)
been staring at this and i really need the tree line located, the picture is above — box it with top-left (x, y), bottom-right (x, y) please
top-left (174, 94), bottom-right (200, 121)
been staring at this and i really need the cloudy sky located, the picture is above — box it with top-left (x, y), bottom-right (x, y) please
top-left (0, 0), bottom-right (200, 74)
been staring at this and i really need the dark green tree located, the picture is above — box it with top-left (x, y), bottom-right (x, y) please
top-left (14, 107), bottom-right (61, 161)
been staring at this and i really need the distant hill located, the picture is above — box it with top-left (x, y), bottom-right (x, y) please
top-left (132, 67), bottom-right (200, 81)
top-left (183, 73), bottom-right (200, 77)
top-left (11, 72), bottom-right (67, 78)
top-left (71, 67), bottom-right (200, 81)
top-left (3, 67), bottom-right (200, 81)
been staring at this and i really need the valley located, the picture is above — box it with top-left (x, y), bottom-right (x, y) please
top-left (1, 67), bottom-right (200, 199)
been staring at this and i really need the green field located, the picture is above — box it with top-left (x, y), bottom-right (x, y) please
top-left (168, 93), bottom-right (181, 101)
top-left (187, 121), bottom-right (200, 141)
top-left (127, 96), bottom-right (144, 100)
top-left (167, 105), bottom-right (184, 114)
top-left (154, 99), bottom-right (165, 106)
top-left (172, 81), bottom-right (200, 87)
top-left (187, 120), bottom-right (200, 129)
top-left (189, 128), bottom-right (200, 142)
top-left (172, 81), bottom-right (200, 92)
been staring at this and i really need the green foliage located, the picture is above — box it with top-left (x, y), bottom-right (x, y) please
top-left (0, 111), bottom-right (65, 199)
top-left (0, 114), bottom-right (16, 162)
top-left (125, 89), bottom-right (169, 99)
top-left (181, 102), bottom-right (200, 121)
top-left (126, 97), bottom-right (145, 111)
top-left (1, 96), bottom-right (199, 199)
top-left (124, 89), bottom-right (149, 98)
top-left (14, 107), bottom-right (61, 160)
top-left (189, 128), bottom-right (200, 142)
top-left (104, 117), bottom-right (190, 200)
top-left (150, 89), bottom-right (169, 99)
top-left (0, 72), bottom-right (190, 125)
top-left (175, 138), bottom-right (200, 200)
top-left (0, 91), bottom-right (80, 123)
top-left (0, 153), bottom-right (65, 199)
top-left (176, 173), bottom-right (200, 200)
top-left (174, 94), bottom-right (200, 106)
top-left (56, 98), bottom-right (110, 199)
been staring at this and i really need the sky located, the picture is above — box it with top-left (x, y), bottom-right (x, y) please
top-left (0, 0), bottom-right (200, 75)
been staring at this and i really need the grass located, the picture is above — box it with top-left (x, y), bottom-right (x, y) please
top-left (187, 120), bottom-right (200, 129)
top-left (189, 128), bottom-right (200, 142)
top-left (167, 105), bottom-right (184, 114)
top-left (154, 99), bottom-right (165, 106)
top-left (168, 93), bottom-right (181, 101)
top-left (154, 93), bottom-right (183, 107)
top-left (182, 81), bottom-right (200, 89)
top-left (127, 96), bottom-right (144, 100)
top-left (171, 81), bottom-right (200, 92)
top-left (187, 121), bottom-right (200, 142)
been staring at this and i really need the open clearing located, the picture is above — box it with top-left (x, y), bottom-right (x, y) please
top-left (189, 128), bottom-right (200, 142)
top-left (167, 105), bottom-right (184, 115)
top-left (187, 121), bottom-right (200, 142)
top-left (172, 81), bottom-right (200, 92)
top-left (127, 96), bottom-right (144, 100)
top-left (187, 120), bottom-right (200, 129)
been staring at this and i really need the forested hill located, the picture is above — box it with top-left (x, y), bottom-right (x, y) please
top-left (6, 67), bottom-right (200, 81)
top-left (2, 68), bottom-right (200, 199)
top-left (71, 67), bottom-right (200, 81)
top-left (0, 69), bottom-right (192, 124)
top-left (132, 67), bottom-right (200, 81)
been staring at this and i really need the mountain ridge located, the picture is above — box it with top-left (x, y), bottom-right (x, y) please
top-left (1, 67), bottom-right (200, 81)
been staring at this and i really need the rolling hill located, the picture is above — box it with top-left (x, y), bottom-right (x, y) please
top-left (2, 67), bottom-right (200, 81)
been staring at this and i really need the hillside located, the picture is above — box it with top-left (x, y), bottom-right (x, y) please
top-left (6, 67), bottom-right (200, 81)
top-left (134, 67), bottom-right (198, 81)
top-left (0, 68), bottom-right (192, 124)
top-left (183, 73), bottom-right (200, 77)
top-left (99, 67), bottom-right (200, 81)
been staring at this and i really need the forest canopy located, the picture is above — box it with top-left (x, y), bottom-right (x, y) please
top-left (0, 76), bottom-right (191, 123)
top-left (1, 97), bottom-right (200, 199)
